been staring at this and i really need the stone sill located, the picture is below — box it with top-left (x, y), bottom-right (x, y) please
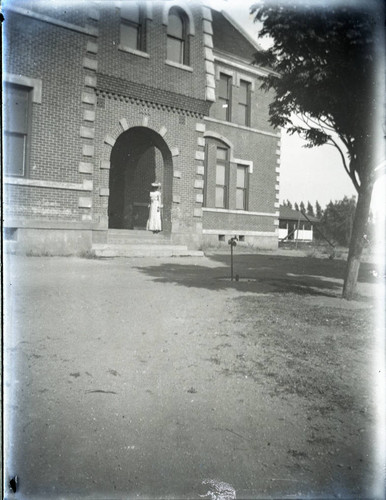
top-left (4, 177), bottom-right (92, 192)
top-left (118, 45), bottom-right (150, 59)
top-left (165, 60), bottom-right (193, 72)
top-left (203, 208), bottom-right (277, 217)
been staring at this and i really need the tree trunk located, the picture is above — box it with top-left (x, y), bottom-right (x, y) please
top-left (342, 181), bottom-right (373, 300)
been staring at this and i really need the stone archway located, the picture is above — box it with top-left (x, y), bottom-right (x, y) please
top-left (108, 126), bottom-right (173, 232)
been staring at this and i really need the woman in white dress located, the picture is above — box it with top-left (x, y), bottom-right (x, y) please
top-left (147, 183), bottom-right (162, 233)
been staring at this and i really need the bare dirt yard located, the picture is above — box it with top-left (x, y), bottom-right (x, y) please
top-left (3, 251), bottom-right (385, 499)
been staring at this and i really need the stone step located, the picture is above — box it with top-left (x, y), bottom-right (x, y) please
top-left (107, 236), bottom-right (172, 245)
top-left (107, 229), bottom-right (171, 245)
top-left (92, 244), bottom-right (204, 258)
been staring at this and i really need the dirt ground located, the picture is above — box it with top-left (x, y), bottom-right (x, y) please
top-left (3, 251), bottom-right (385, 499)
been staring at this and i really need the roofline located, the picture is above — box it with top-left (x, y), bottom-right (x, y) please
top-left (211, 9), bottom-right (279, 77)
top-left (219, 9), bottom-right (264, 54)
top-left (279, 215), bottom-right (319, 223)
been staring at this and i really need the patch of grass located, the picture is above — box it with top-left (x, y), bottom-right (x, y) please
top-left (211, 294), bottom-right (374, 417)
top-left (25, 250), bottom-right (54, 257)
top-left (77, 249), bottom-right (97, 259)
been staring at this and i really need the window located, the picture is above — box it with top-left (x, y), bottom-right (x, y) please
top-left (4, 84), bottom-right (31, 177)
top-left (236, 165), bottom-right (248, 210)
top-left (215, 147), bottom-right (228, 208)
top-left (167, 7), bottom-right (189, 65)
top-left (120, 3), bottom-right (146, 52)
top-left (218, 73), bottom-right (231, 121)
top-left (238, 80), bottom-right (251, 126)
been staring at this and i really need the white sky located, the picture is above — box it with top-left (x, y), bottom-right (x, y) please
top-left (206, 0), bottom-right (385, 212)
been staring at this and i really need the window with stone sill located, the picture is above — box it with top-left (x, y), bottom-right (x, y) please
top-left (238, 80), bottom-right (251, 127)
top-left (167, 7), bottom-right (189, 66)
top-left (236, 164), bottom-right (249, 210)
top-left (215, 147), bottom-right (229, 208)
top-left (218, 73), bottom-right (231, 122)
top-left (4, 83), bottom-right (32, 177)
top-left (120, 2), bottom-right (146, 53)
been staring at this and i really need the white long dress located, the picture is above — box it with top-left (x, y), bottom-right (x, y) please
top-left (147, 191), bottom-right (162, 231)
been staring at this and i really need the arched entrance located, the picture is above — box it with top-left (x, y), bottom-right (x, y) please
top-left (108, 127), bottom-right (173, 232)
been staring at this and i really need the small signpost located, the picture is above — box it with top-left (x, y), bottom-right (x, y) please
top-left (228, 236), bottom-right (238, 281)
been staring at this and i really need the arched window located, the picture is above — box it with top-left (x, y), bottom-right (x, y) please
top-left (120, 3), bottom-right (146, 52)
top-left (167, 7), bottom-right (189, 65)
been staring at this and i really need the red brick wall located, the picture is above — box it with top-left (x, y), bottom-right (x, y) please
top-left (94, 96), bottom-right (203, 234)
top-left (3, 10), bottom-right (92, 222)
top-left (97, 5), bottom-right (206, 100)
top-left (203, 120), bottom-right (279, 214)
top-left (3, 4), bottom-right (279, 250)
top-left (203, 211), bottom-right (275, 232)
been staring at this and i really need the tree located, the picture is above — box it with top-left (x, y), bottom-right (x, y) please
top-left (321, 196), bottom-right (356, 247)
top-left (251, 1), bottom-right (384, 299)
top-left (315, 200), bottom-right (323, 219)
top-left (286, 199), bottom-right (293, 209)
top-left (294, 202), bottom-right (299, 211)
top-left (299, 201), bottom-right (306, 213)
top-left (307, 201), bottom-right (315, 217)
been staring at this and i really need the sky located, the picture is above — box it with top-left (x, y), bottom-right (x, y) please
top-left (207, 0), bottom-right (384, 212)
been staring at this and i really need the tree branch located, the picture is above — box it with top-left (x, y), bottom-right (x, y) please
top-left (326, 138), bottom-right (360, 192)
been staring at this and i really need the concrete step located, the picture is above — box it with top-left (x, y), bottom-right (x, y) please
top-left (106, 229), bottom-right (171, 245)
top-left (107, 236), bottom-right (173, 245)
top-left (92, 243), bottom-right (204, 258)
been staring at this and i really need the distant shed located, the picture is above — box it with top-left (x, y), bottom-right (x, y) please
top-left (279, 206), bottom-right (319, 242)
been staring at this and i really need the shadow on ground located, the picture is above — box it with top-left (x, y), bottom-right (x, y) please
top-left (135, 253), bottom-right (380, 299)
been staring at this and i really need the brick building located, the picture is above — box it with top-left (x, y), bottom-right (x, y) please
top-left (3, 0), bottom-right (281, 255)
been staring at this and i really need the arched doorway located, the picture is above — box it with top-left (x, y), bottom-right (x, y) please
top-left (108, 127), bottom-right (173, 232)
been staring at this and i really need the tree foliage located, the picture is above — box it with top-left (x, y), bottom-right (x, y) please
top-left (320, 196), bottom-right (356, 247)
top-left (315, 200), bottom-right (323, 219)
top-left (306, 201), bottom-right (315, 217)
top-left (251, 0), bottom-right (382, 191)
top-left (252, 1), bottom-right (384, 298)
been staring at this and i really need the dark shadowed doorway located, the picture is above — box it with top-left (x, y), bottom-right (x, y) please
top-left (108, 127), bottom-right (173, 232)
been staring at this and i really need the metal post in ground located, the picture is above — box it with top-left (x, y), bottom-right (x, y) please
top-left (228, 236), bottom-right (238, 281)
